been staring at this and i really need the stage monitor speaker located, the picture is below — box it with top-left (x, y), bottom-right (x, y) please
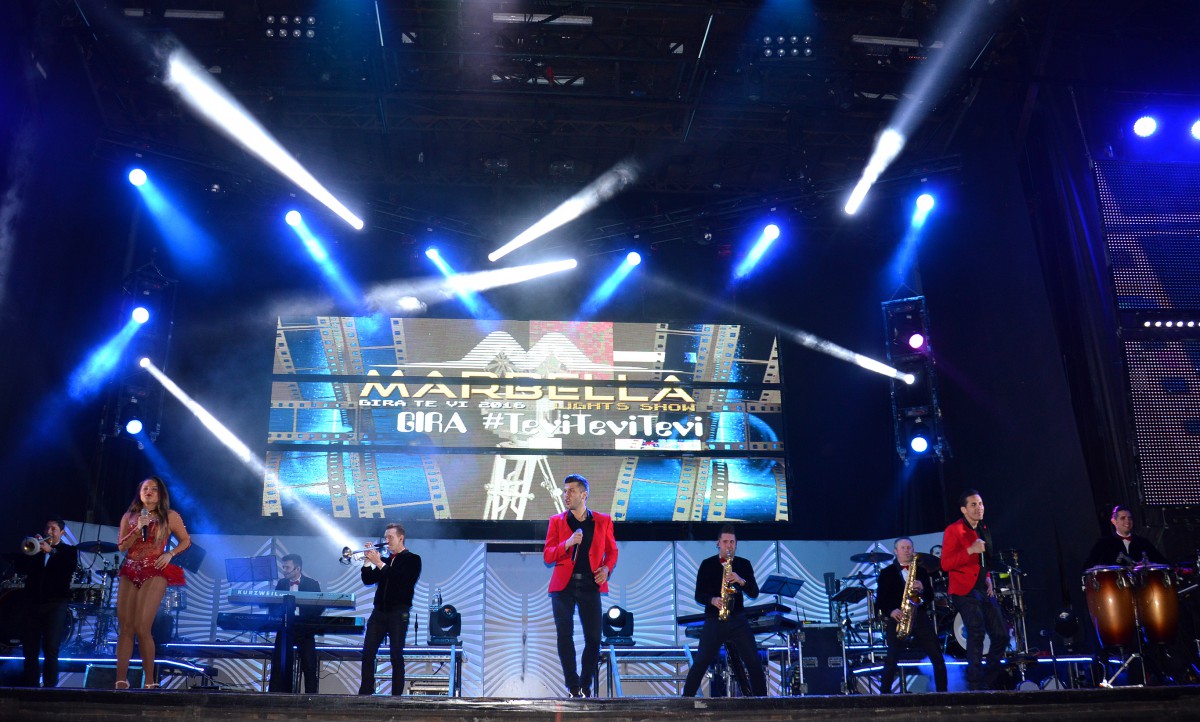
top-left (84, 665), bottom-right (143, 689)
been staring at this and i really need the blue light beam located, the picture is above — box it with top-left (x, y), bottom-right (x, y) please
top-left (733, 224), bottom-right (781, 280)
top-left (67, 318), bottom-right (143, 401)
top-left (285, 212), bottom-right (363, 310)
top-left (132, 176), bottom-right (218, 272)
top-left (579, 252), bottom-right (642, 317)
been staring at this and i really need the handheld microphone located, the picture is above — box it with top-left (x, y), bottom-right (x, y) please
top-left (140, 508), bottom-right (150, 543)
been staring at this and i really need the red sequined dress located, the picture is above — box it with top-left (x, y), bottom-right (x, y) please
top-left (119, 518), bottom-right (186, 587)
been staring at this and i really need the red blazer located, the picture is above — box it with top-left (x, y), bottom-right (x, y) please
top-left (941, 518), bottom-right (984, 596)
top-left (543, 509), bottom-right (619, 593)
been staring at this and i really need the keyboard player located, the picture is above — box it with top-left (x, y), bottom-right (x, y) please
top-left (268, 554), bottom-right (323, 694)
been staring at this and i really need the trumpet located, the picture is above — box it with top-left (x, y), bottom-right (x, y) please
top-left (339, 543), bottom-right (387, 565)
top-left (21, 536), bottom-right (45, 556)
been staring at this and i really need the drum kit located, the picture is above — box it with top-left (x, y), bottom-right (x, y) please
top-left (831, 547), bottom-right (1039, 670)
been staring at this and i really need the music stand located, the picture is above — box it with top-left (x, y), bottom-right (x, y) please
top-left (225, 555), bottom-right (278, 586)
top-left (760, 575), bottom-right (804, 599)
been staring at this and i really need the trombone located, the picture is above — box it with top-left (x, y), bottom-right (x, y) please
top-left (339, 543), bottom-right (387, 565)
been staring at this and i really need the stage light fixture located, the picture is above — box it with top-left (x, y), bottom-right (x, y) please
top-left (907, 333), bottom-right (926, 351)
top-left (425, 247), bottom-right (440, 260)
top-left (139, 357), bottom-right (151, 368)
top-left (909, 433), bottom-right (929, 454)
top-left (131, 307), bottom-right (150, 324)
top-left (916, 194), bottom-right (935, 213)
top-left (1133, 116), bottom-right (1157, 138)
top-left (1192, 120), bottom-right (1200, 140)
top-left (125, 418), bottom-right (144, 435)
top-left (428, 604), bottom-right (462, 646)
top-left (285, 210), bottom-right (302, 227)
top-left (626, 251), bottom-right (641, 266)
top-left (602, 605), bottom-right (635, 646)
top-left (128, 168), bottom-right (148, 187)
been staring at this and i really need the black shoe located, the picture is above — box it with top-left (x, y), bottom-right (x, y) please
top-left (580, 688), bottom-right (591, 698)
top-left (568, 687), bottom-right (584, 698)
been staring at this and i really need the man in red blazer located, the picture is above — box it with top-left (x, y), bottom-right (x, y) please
top-left (941, 489), bottom-right (1008, 690)
top-left (543, 474), bottom-right (619, 698)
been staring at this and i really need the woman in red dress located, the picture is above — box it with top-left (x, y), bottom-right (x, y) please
top-left (114, 476), bottom-right (190, 689)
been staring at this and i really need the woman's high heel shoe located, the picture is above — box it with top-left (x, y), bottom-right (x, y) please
top-left (115, 680), bottom-right (130, 690)
top-left (144, 683), bottom-right (160, 689)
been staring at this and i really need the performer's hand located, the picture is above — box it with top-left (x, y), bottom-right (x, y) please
top-left (912, 579), bottom-right (924, 593)
top-left (38, 537), bottom-right (52, 554)
top-left (724, 569), bottom-right (745, 586)
top-left (565, 529), bottom-right (583, 548)
top-left (986, 576), bottom-right (995, 598)
top-left (967, 539), bottom-right (986, 555)
top-left (890, 609), bottom-right (903, 622)
top-left (364, 549), bottom-right (382, 566)
top-left (711, 597), bottom-right (724, 611)
top-left (593, 565), bottom-right (608, 585)
top-left (154, 552), bottom-right (173, 570)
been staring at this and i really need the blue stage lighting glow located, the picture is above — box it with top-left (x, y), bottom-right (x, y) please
top-left (67, 318), bottom-right (144, 401)
top-left (581, 253), bottom-right (641, 316)
top-left (733, 225), bottom-right (783, 280)
top-left (425, 247), bottom-right (440, 260)
top-left (1133, 116), bottom-right (1157, 138)
top-left (626, 251), bottom-right (642, 266)
top-left (1192, 120), bottom-right (1200, 140)
top-left (286, 215), bottom-right (362, 308)
top-left (131, 307), bottom-right (150, 324)
top-left (128, 169), bottom-right (148, 187)
top-left (916, 194), bottom-right (935, 213)
top-left (910, 434), bottom-right (930, 454)
top-left (285, 210), bottom-right (302, 227)
top-left (132, 176), bottom-right (218, 272)
top-left (125, 418), bottom-right (144, 435)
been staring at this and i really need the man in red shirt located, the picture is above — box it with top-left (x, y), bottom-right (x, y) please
top-left (941, 489), bottom-right (1007, 690)
top-left (543, 474), bottom-right (618, 698)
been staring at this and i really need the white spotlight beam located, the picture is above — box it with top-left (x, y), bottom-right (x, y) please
top-left (163, 48), bottom-right (364, 230)
top-left (650, 274), bottom-right (914, 384)
top-left (366, 258), bottom-right (578, 310)
top-left (845, 3), bottom-right (997, 215)
top-left (489, 161), bottom-right (639, 262)
top-left (142, 360), bottom-right (361, 549)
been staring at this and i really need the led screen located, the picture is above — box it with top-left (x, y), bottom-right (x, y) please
top-left (263, 318), bottom-right (788, 522)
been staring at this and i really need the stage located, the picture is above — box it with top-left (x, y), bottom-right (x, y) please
top-left (2, 685), bottom-right (1200, 722)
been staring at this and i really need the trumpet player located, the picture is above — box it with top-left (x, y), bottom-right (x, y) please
top-left (15, 517), bottom-right (78, 687)
top-left (358, 523), bottom-right (421, 696)
top-left (876, 537), bottom-right (947, 693)
top-left (682, 525), bottom-right (766, 697)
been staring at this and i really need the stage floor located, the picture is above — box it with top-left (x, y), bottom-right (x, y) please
top-left (2, 685), bottom-right (1200, 722)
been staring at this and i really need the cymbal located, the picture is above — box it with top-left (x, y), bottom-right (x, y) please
top-left (841, 572), bottom-right (876, 581)
top-left (916, 555), bottom-right (942, 572)
top-left (850, 552), bottom-right (894, 564)
top-left (78, 540), bottom-right (119, 554)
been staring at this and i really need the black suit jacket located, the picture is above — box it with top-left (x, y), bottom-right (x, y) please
top-left (274, 574), bottom-right (323, 619)
top-left (693, 555), bottom-right (759, 618)
top-left (1084, 533), bottom-right (1168, 569)
top-left (362, 549), bottom-right (422, 610)
top-left (876, 562), bottom-right (933, 620)
top-left (15, 542), bottom-right (77, 602)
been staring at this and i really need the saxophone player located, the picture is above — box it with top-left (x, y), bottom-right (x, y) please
top-left (682, 525), bottom-right (767, 697)
top-left (876, 537), bottom-right (947, 693)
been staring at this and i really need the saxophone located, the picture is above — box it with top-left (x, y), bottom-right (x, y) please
top-left (718, 554), bottom-right (737, 621)
top-left (896, 553), bottom-right (922, 639)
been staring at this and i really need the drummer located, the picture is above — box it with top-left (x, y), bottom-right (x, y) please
top-left (1084, 505), bottom-right (1167, 569)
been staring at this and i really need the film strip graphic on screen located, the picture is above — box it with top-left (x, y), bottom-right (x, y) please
top-left (263, 319), bottom-right (788, 522)
top-left (1096, 160), bottom-right (1200, 505)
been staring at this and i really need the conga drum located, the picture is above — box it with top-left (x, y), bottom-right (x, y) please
top-left (1082, 566), bottom-right (1135, 648)
top-left (1133, 564), bottom-right (1179, 644)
